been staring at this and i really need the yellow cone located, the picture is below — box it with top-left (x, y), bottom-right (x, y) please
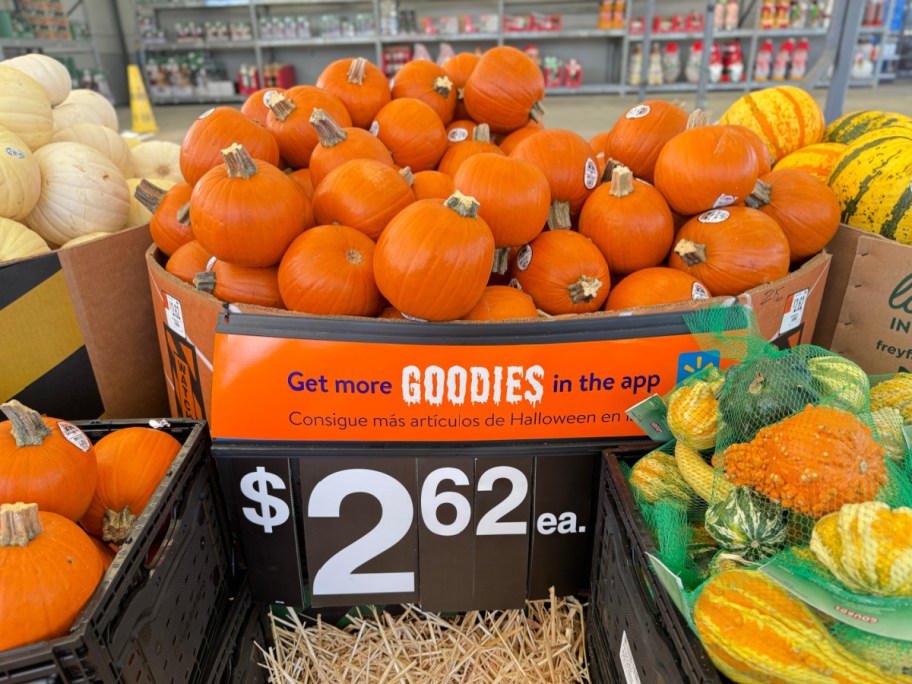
top-left (128, 64), bottom-right (158, 134)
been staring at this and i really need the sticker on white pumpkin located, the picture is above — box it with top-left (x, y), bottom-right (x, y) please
top-left (447, 128), bottom-right (469, 143)
top-left (57, 422), bottom-right (91, 452)
top-left (199, 108), bottom-right (215, 119)
top-left (712, 193), bottom-right (737, 208)
top-left (698, 209), bottom-right (731, 224)
top-left (584, 158), bottom-right (599, 189)
top-left (5, 147), bottom-right (25, 160)
top-left (515, 245), bottom-right (533, 271)
top-left (692, 282), bottom-right (710, 300)
top-left (625, 104), bottom-right (651, 119)
top-left (369, 121), bottom-right (380, 136)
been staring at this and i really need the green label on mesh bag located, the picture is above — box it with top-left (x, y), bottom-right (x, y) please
top-left (626, 395), bottom-right (672, 442)
top-left (761, 557), bottom-right (912, 641)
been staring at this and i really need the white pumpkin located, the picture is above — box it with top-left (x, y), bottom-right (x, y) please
top-left (0, 65), bottom-right (53, 150)
top-left (27, 142), bottom-right (130, 244)
top-left (0, 217), bottom-right (50, 262)
top-left (58, 88), bottom-right (118, 131)
top-left (1, 53), bottom-right (71, 106)
top-left (125, 177), bottom-right (176, 228)
top-left (61, 231), bottom-right (111, 248)
top-left (0, 127), bottom-right (41, 221)
top-left (130, 141), bottom-right (184, 183)
top-left (54, 123), bottom-right (132, 178)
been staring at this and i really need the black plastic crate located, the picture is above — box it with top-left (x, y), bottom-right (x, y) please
top-left (201, 580), bottom-right (269, 684)
top-left (0, 419), bottom-right (237, 684)
top-left (587, 446), bottom-right (724, 684)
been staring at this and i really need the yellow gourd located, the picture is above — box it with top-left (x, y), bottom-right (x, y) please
top-left (871, 373), bottom-right (912, 421)
top-left (674, 442), bottom-right (732, 503)
top-left (628, 450), bottom-right (695, 506)
top-left (666, 370), bottom-right (722, 450)
top-left (871, 407), bottom-right (907, 462)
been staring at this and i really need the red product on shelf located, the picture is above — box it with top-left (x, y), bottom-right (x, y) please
top-left (722, 40), bottom-right (745, 82)
top-left (754, 38), bottom-right (774, 81)
top-left (532, 13), bottom-right (562, 31)
top-left (564, 58), bottom-right (582, 87)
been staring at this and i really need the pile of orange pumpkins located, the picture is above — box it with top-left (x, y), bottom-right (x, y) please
top-left (147, 46), bottom-right (842, 323)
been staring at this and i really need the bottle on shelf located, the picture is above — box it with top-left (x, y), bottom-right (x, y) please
top-left (662, 42), bottom-right (681, 84)
top-left (685, 40), bottom-right (702, 84)
top-left (714, 2), bottom-right (724, 30)
top-left (612, 1), bottom-right (626, 29)
top-left (791, 38), bottom-right (809, 78)
top-left (771, 38), bottom-right (794, 80)
top-left (647, 42), bottom-right (663, 85)
top-left (628, 43), bottom-right (643, 85)
top-left (724, 0), bottom-right (739, 31)
top-left (775, 1), bottom-right (791, 28)
top-left (708, 41), bottom-right (723, 83)
top-left (754, 38), bottom-right (774, 81)
top-left (760, 0), bottom-right (775, 29)
top-left (597, 1), bottom-right (613, 29)
top-left (722, 40), bottom-right (744, 82)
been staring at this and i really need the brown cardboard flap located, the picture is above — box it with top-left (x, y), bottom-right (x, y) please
top-left (59, 226), bottom-right (169, 418)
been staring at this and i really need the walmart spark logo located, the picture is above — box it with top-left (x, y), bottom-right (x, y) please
top-left (676, 351), bottom-right (721, 383)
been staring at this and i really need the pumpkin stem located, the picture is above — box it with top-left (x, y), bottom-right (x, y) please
top-left (221, 143), bottom-right (258, 180)
top-left (547, 200), bottom-right (572, 230)
top-left (347, 57), bottom-right (367, 85)
top-left (456, 86), bottom-right (465, 102)
top-left (399, 166), bottom-right (414, 186)
top-left (0, 502), bottom-right (41, 547)
top-left (0, 400), bottom-right (52, 448)
top-left (265, 92), bottom-right (296, 122)
top-left (674, 239), bottom-right (708, 267)
top-left (568, 275), bottom-right (603, 304)
top-left (471, 123), bottom-right (491, 143)
top-left (609, 166), bottom-right (635, 198)
top-left (530, 100), bottom-right (545, 124)
top-left (345, 248), bottom-right (363, 266)
top-left (310, 108), bottom-right (347, 148)
top-left (599, 158), bottom-right (623, 185)
top-left (176, 201), bottom-right (190, 225)
top-left (745, 179), bottom-right (772, 209)
top-left (444, 190), bottom-right (480, 219)
top-left (491, 247), bottom-right (511, 275)
top-left (687, 109), bottom-right (707, 129)
top-left (102, 506), bottom-right (137, 545)
top-left (133, 179), bottom-right (166, 215)
top-left (194, 270), bottom-right (216, 294)
top-left (433, 76), bottom-right (453, 98)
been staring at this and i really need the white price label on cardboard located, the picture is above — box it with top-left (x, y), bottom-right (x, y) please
top-left (165, 292), bottom-right (186, 338)
top-left (779, 288), bottom-right (809, 335)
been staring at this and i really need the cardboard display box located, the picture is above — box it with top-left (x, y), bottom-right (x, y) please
top-left (814, 224), bottom-right (912, 375)
top-left (146, 246), bottom-right (831, 420)
top-left (1, 226), bottom-right (170, 419)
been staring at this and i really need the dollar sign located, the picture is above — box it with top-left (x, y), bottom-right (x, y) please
top-left (240, 466), bottom-right (290, 533)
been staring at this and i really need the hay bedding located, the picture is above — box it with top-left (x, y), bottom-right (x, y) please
top-left (260, 589), bottom-right (589, 683)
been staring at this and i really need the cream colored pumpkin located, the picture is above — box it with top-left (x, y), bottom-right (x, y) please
top-left (27, 142), bottom-right (130, 244)
top-left (130, 141), bottom-right (183, 183)
top-left (0, 127), bottom-right (41, 220)
top-left (61, 231), bottom-right (111, 248)
top-left (1, 53), bottom-right (71, 106)
top-left (0, 217), bottom-right (49, 261)
top-left (57, 88), bottom-right (118, 131)
top-left (125, 177), bottom-right (176, 228)
top-left (0, 65), bottom-right (52, 150)
top-left (53, 123), bottom-right (132, 178)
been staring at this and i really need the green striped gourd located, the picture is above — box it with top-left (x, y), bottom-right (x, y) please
top-left (824, 110), bottom-right (912, 145)
top-left (773, 142), bottom-right (846, 184)
top-left (628, 450), bottom-right (694, 506)
top-left (807, 355), bottom-right (869, 413)
top-left (704, 486), bottom-right (787, 561)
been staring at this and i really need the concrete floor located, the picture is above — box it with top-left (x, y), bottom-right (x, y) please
top-left (119, 83), bottom-right (912, 145)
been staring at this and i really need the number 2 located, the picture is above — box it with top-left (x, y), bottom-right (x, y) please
top-left (476, 466), bottom-right (528, 536)
top-left (308, 469), bottom-right (415, 596)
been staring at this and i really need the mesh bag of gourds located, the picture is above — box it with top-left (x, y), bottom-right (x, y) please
top-left (626, 307), bottom-right (912, 683)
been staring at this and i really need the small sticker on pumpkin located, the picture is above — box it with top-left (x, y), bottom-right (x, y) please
top-left (712, 193), bottom-right (737, 208)
top-left (261, 90), bottom-right (277, 105)
top-left (401, 311), bottom-right (428, 322)
top-left (369, 121), bottom-right (380, 136)
top-left (5, 146), bottom-right (24, 159)
top-left (447, 128), bottom-right (469, 143)
top-left (625, 104), bottom-right (651, 119)
top-left (199, 108), bottom-right (215, 119)
top-left (584, 158), bottom-right (599, 189)
top-left (57, 422), bottom-right (91, 452)
top-left (698, 209), bottom-right (730, 224)
top-left (509, 278), bottom-right (523, 290)
top-left (692, 282), bottom-right (710, 300)
top-left (515, 245), bottom-right (533, 271)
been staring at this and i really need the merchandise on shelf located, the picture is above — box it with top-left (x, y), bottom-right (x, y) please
top-left (754, 38), bottom-right (774, 81)
top-left (721, 40), bottom-right (745, 82)
top-left (771, 38), bottom-right (793, 81)
top-left (661, 42), bottom-right (680, 84)
top-left (684, 41), bottom-right (702, 84)
top-left (597, 1), bottom-right (626, 30)
top-left (647, 42), bottom-right (662, 85)
top-left (759, 0), bottom-right (832, 29)
top-left (144, 52), bottom-right (236, 98)
top-left (628, 43), bottom-right (643, 85)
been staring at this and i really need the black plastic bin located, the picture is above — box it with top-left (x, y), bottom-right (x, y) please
top-left (0, 419), bottom-right (238, 684)
top-left (201, 580), bottom-right (270, 684)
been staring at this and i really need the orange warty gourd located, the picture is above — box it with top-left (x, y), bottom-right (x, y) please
top-left (411, 170), bottom-right (454, 200)
top-left (654, 112), bottom-right (759, 216)
top-left (278, 224), bottom-right (381, 317)
top-left (726, 124), bottom-right (773, 176)
top-left (308, 108), bottom-right (394, 187)
top-left (578, 165), bottom-right (674, 277)
top-left (165, 239), bottom-right (211, 284)
top-left (512, 230), bottom-right (610, 315)
top-left (240, 87), bottom-right (285, 126)
top-left (315, 57), bottom-right (390, 130)
top-left (190, 143), bottom-right (311, 267)
top-left (371, 98), bottom-right (447, 172)
top-left (211, 259), bottom-right (284, 309)
top-left (446, 119), bottom-right (477, 146)
top-left (287, 168), bottom-right (314, 199)
top-left (179, 107), bottom-right (280, 186)
top-left (0, 503), bottom-right (104, 652)
top-left (499, 124), bottom-right (543, 155)
top-left (453, 153), bottom-right (550, 273)
top-left (668, 207), bottom-right (789, 296)
top-left (510, 129), bottom-right (599, 228)
top-left (374, 191), bottom-right (495, 321)
top-left (313, 159), bottom-right (415, 240)
top-left (136, 180), bottom-right (193, 257)
top-left (604, 267), bottom-right (711, 311)
top-left (264, 86), bottom-right (352, 169)
top-left (606, 101), bottom-right (687, 183)
top-left (391, 59), bottom-right (456, 125)
top-left (463, 46), bottom-right (545, 134)
top-left (462, 285), bottom-right (538, 321)
top-left (80, 427), bottom-right (182, 544)
top-left (745, 169), bottom-right (840, 261)
top-left (0, 401), bottom-right (97, 521)
top-left (436, 123), bottom-right (504, 177)
top-left (772, 142), bottom-right (846, 183)
top-left (442, 52), bottom-right (480, 121)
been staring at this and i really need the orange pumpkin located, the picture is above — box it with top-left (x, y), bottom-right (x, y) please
top-left (464, 46), bottom-right (545, 133)
top-left (278, 224), bottom-right (381, 317)
top-left (190, 143), bottom-right (311, 267)
top-left (462, 285), bottom-right (538, 321)
top-left (442, 52), bottom-right (480, 121)
top-left (512, 230), bottom-right (610, 315)
top-left (378, 306), bottom-right (408, 320)
top-left (589, 130), bottom-right (612, 158)
top-left (287, 168), bottom-right (314, 199)
top-left (391, 59), bottom-right (456, 125)
top-left (436, 123), bottom-right (504, 177)
top-left (313, 159), bottom-right (415, 240)
top-left (667, 207), bottom-right (790, 296)
top-left (371, 98), bottom-right (447, 172)
top-left (211, 259), bottom-right (284, 309)
top-left (0, 401), bottom-right (97, 521)
top-left (308, 108), bottom-right (394, 187)
top-left (166, 239), bottom-right (211, 284)
top-left (604, 267), bottom-right (711, 311)
top-left (412, 170), bottom-right (455, 200)
top-left (264, 86), bottom-right (352, 169)
top-left (499, 124), bottom-right (543, 155)
top-left (240, 87), bottom-right (285, 126)
top-left (607, 101), bottom-right (687, 183)
top-left (0, 503), bottom-right (104, 652)
top-left (374, 192), bottom-right (495, 321)
top-left (316, 57), bottom-right (390, 130)
top-left (88, 534), bottom-right (116, 571)
top-left (80, 427), bottom-right (182, 544)
top-left (141, 181), bottom-right (193, 257)
top-left (578, 165), bottom-right (674, 276)
top-left (179, 107), bottom-right (279, 186)
top-left (446, 119), bottom-right (478, 146)
top-left (726, 124), bottom-right (773, 176)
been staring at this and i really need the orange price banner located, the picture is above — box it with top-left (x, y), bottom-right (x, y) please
top-left (210, 315), bottom-right (726, 442)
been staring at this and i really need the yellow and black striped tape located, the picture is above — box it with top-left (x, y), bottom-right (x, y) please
top-left (0, 254), bottom-right (104, 418)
